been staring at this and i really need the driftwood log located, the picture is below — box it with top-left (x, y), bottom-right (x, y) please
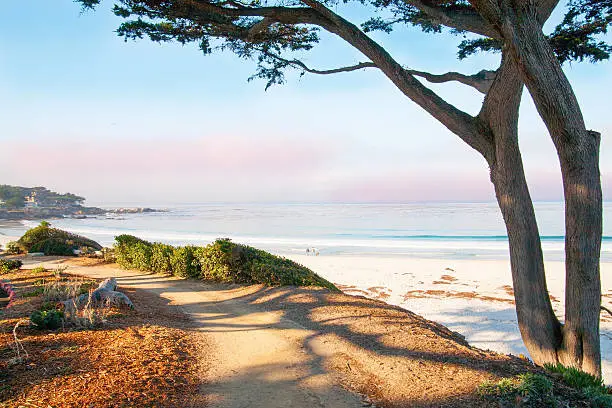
top-left (62, 278), bottom-right (134, 309)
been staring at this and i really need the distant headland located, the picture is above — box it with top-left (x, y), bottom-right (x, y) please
top-left (0, 185), bottom-right (163, 220)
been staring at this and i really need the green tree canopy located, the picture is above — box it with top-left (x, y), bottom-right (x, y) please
top-left (77, 0), bottom-right (611, 88)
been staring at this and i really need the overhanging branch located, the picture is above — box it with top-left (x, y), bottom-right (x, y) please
top-left (407, 68), bottom-right (497, 93)
top-left (120, 0), bottom-right (494, 158)
top-left (265, 51), bottom-right (378, 74)
top-left (295, 0), bottom-right (493, 158)
top-left (399, 0), bottom-right (501, 38)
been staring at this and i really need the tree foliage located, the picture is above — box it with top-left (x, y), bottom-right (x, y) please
top-left (0, 185), bottom-right (85, 209)
top-left (76, 0), bottom-right (611, 89)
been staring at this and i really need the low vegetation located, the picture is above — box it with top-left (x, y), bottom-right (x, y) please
top-left (113, 234), bottom-right (339, 291)
top-left (30, 309), bottom-right (64, 330)
top-left (0, 267), bottom-right (202, 407)
top-left (0, 259), bottom-right (22, 274)
top-left (3, 242), bottom-right (21, 255)
top-left (478, 368), bottom-right (611, 407)
top-left (15, 221), bottom-right (102, 255)
top-left (544, 363), bottom-right (612, 407)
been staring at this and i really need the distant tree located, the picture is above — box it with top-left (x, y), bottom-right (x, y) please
top-left (0, 185), bottom-right (86, 208)
top-left (78, 0), bottom-right (610, 376)
top-left (4, 196), bottom-right (25, 210)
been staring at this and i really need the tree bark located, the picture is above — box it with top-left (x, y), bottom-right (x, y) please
top-left (480, 52), bottom-right (564, 367)
top-left (499, 6), bottom-right (603, 376)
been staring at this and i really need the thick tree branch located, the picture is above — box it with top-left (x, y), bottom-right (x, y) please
top-left (407, 68), bottom-right (497, 93)
top-left (178, 0), bottom-right (492, 156)
top-left (401, 0), bottom-right (501, 38)
top-left (467, 0), bottom-right (559, 33)
top-left (247, 17), bottom-right (275, 40)
top-left (188, 1), bottom-right (331, 26)
top-left (296, 0), bottom-right (493, 158)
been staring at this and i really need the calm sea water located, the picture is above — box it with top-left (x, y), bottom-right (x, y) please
top-left (3, 202), bottom-right (611, 262)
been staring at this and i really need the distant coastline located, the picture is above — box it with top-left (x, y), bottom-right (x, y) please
top-left (0, 185), bottom-right (164, 221)
top-left (0, 206), bottom-right (165, 221)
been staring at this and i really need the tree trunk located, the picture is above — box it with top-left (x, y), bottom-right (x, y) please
top-left (500, 7), bottom-right (603, 376)
top-left (480, 52), bottom-right (563, 367)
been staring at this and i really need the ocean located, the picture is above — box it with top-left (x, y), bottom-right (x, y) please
top-left (2, 201), bottom-right (611, 262)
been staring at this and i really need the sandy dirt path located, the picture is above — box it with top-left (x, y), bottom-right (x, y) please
top-left (23, 258), bottom-right (366, 408)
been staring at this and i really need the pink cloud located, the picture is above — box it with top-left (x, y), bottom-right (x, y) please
top-left (3, 135), bottom-right (334, 178)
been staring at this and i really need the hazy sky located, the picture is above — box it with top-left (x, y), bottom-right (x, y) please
top-left (1, 0), bottom-right (611, 204)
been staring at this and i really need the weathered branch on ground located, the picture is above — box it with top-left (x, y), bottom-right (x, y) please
top-left (602, 305), bottom-right (612, 317)
top-left (62, 278), bottom-right (134, 309)
top-left (12, 319), bottom-right (29, 363)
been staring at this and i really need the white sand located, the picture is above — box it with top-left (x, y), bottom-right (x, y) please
top-left (287, 254), bottom-right (612, 384)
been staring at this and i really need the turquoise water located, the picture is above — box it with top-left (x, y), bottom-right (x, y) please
top-left (2, 202), bottom-right (610, 261)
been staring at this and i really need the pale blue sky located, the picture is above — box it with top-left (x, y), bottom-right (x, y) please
top-left (1, 0), bottom-right (610, 204)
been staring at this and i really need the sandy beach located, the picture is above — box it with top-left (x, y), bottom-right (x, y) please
top-left (288, 254), bottom-right (612, 384)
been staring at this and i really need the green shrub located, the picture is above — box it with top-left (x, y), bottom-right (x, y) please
top-left (198, 238), bottom-right (236, 281)
top-left (23, 287), bottom-right (44, 297)
top-left (170, 246), bottom-right (200, 278)
top-left (583, 386), bottom-right (612, 408)
top-left (114, 235), bottom-right (152, 269)
top-left (198, 239), bottom-right (338, 290)
top-left (115, 234), bottom-right (150, 247)
top-left (30, 238), bottom-right (74, 256)
top-left (0, 258), bottom-right (22, 273)
top-left (112, 235), bottom-right (338, 291)
top-left (128, 242), bottom-right (153, 270)
top-left (544, 363), bottom-right (611, 406)
top-left (31, 266), bottom-right (47, 274)
top-left (30, 309), bottom-right (64, 330)
top-left (478, 373), bottom-right (554, 406)
top-left (4, 241), bottom-right (22, 255)
top-left (102, 247), bottom-right (116, 263)
top-left (17, 222), bottom-right (102, 255)
top-left (150, 243), bottom-right (173, 273)
top-left (544, 363), bottom-right (606, 392)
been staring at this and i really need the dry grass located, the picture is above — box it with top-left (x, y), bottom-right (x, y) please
top-left (0, 269), bottom-right (205, 407)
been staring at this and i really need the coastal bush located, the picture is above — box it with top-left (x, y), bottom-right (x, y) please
top-left (102, 247), bottom-right (116, 263)
top-left (30, 309), bottom-right (64, 330)
top-left (150, 243), bottom-right (173, 273)
top-left (114, 235), bottom-right (152, 269)
top-left (0, 259), bottom-right (23, 273)
top-left (30, 238), bottom-right (74, 256)
top-left (17, 222), bottom-right (102, 255)
top-left (127, 242), bottom-right (152, 270)
top-left (478, 373), bottom-right (555, 406)
top-left (544, 363), bottom-right (606, 392)
top-left (112, 235), bottom-right (338, 290)
top-left (199, 239), bottom-right (338, 290)
top-left (169, 246), bottom-right (200, 278)
top-left (544, 363), bottom-right (612, 406)
top-left (5, 241), bottom-right (22, 255)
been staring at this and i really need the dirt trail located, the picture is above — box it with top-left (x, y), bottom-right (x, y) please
top-left (19, 257), bottom-right (534, 407)
top-left (24, 258), bottom-right (365, 408)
